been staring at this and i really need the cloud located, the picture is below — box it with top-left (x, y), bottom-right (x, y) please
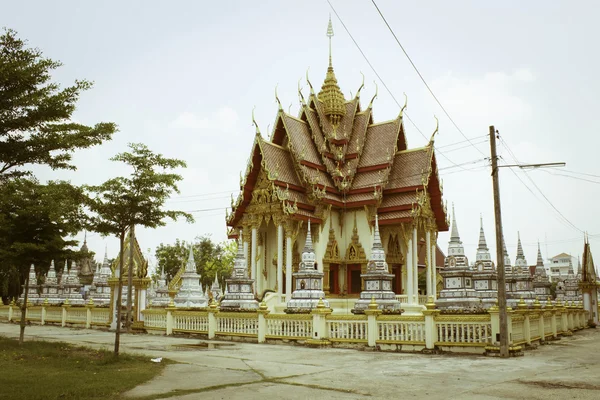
top-left (429, 68), bottom-right (535, 128)
top-left (170, 106), bottom-right (239, 132)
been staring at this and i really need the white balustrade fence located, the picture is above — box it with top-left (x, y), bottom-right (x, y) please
top-left (217, 313), bottom-right (259, 336)
top-left (0, 302), bottom-right (591, 355)
top-left (266, 315), bottom-right (312, 338)
top-left (173, 311), bottom-right (208, 333)
top-left (327, 317), bottom-right (368, 342)
top-left (378, 317), bottom-right (426, 343)
top-left (436, 316), bottom-right (491, 345)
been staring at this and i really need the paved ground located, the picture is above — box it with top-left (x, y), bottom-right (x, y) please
top-left (1, 323), bottom-right (599, 399)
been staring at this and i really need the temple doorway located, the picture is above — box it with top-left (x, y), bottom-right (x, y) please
top-left (329, 264), bottom-right (340, 294)
top-left (346, 264), bottom-right (362, 295)
top-left (391, 264), bottom-right (403, 294)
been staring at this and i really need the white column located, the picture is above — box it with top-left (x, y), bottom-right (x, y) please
top-left (412, 227), bottom-right (418, 304)
top-left (251, 227), bottom-right (257, 294)
top-left (243, 239), bottom-right (249, 275)
top-left (257, 241), bottom-right (263, 295)
top-left (426, 231), bottom-right (432, 298)
top-left (431, 243), bottom-right (437, 300)
top-left (406, 237), bottom-right (413, 304)
top-left (138, 288), bottom-right (146, 321)
top-left (277, 224), bottom-right (283, 302)
top-left (286, 236), bottom-right (292, 302)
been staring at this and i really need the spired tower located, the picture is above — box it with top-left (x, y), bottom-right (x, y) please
top-left (580, 235), bottom-right (599, 324)
top-left (532, 242), bottom-right (552, 298)
top-left (220, 231), bottom-right (259, 311)
top-left (174, 246), bottom-right (208, 308)
top-left (353, 215), bottom-right (402, 314)
top-left (286, 220), bottom-right (329, 313)
top-left (437, 205), bottom-right (478, 309)
top-left (471, 216), bottom-right (498, 307)
top-left (563, 257), bottom-right (581, 302)
top-left (41, 260), bottom-right (61, 304)
top-left (225, 18), bottom-right (448, 312)
top-left (507, 233), bottom-right (535, 305)
top-left (89, 248), bottom-right (112, 306)
top-left (20, 264), bottom-right (40, 304)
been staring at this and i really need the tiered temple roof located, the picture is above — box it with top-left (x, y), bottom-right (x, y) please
top-left (226, 20), bottom-right (448, 235)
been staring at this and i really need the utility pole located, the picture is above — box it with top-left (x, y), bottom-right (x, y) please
top-left (489, 125), bottom-right (565, 358)
top-left (489, 125), bottom-right (509, 357)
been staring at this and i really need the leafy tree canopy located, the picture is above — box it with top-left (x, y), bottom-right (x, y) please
top-left (0, 28), bottom-right (117, 178)
top-left (0, 178), bottom-right (87, 300)
top-left (155, 235), bottom-right (235, 289)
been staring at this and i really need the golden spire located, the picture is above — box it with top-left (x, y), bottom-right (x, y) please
top-left (318, 16), bottom-right (346, 128)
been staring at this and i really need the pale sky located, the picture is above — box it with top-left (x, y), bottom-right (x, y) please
top-left (3, 0), bottom-right (599, 270)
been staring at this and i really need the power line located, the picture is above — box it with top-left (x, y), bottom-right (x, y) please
top-left (539, 170), bottom-right (600, 185)
top-left (326, 0), bottom-right (480, 172)
top-left (370, 0), bottom-right (487, 158)
top-left (499, 136), bottom-right (583, 234)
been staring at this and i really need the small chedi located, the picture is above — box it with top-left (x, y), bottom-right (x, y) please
top-left (88, 250), bottom-right (112, 305)
top-left (471, 216), bottom-right (497, 307)
top-left (20, 264), bottom-right (40, 304)
top-left (41, 260), bottom-right (61, 304)
top-left (210, 274), bottom-right (223, 302)
top-left (285, 220), bottom-right (329, 313)
top-left (150, 266), bottom-right (171, 307)
top-left (506, 233), bottom-right (535, 306)
top-left (61, 260), bottom-right (84, 305)
top-left (532, 242), bottom-right (552, 298)
top-left (437, 205), bottom-right (478, 309)
top-left (353, 215), bottom-right (401, 314)
top-left (220, 231), bottom-right (259, 311)
top-left (174, 246), bottom-right (208, 308)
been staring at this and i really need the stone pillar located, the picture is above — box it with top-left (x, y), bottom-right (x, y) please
top-left (406, 236), bottom-right (413, 304)
top-left (86, 301), bottom-right (93, 329)
top-left (8, 302), bottom-right (13, 322)
top-left (138, 288), bottom-right (147, 322)
top-left (41, 301), bottom-right (47, 326)
top-left (550, 302), bottom-right (558, 339)
top-left (257, 238), bottom-right (263, 295)
top-left (489, 305), bottom-right (500, 345)
top-left (277, 224), bottom-right (284, 302)
top-left (423, 297), bottom-right (440, 350)
top-left (207, 302), bottom-right (218, 339)
top-left (412, 227), bottom-right (418, 304)
top-left (251, 227), bottom-right (258, 293)
top-left (306, 299), bottom-right (332, 346)
top-left (243, 235), bottom-right (249, 277)
top-left (166, 305), bottom-right (175, 336)
top-left (257, 302), bottom-right (269, 343)
top-left (364, 298), bottom-right (382, 347)
top-left (286, 235), bottom-right (292, 303)
top-left (62, 301), bottom-right (70, 327)
top-left (431, 242), bottom-right (437, 300)
top-left (425, 231), bottom-right (432, 298)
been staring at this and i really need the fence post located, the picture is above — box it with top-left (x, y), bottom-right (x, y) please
top-left (62, 299), bottom-right (71, 327)
top-left (41, 298), bottom-right (48, 326)
top-left (85, 299), bottom-right (94, 329)
top-left (306, 298), bottom-right (332, 346)
top-left (8, 299), bottom-right (15, 322)
top-left (488, 303), bottom-right (500, 345)
top-left (422, 297), bottom-right (440, 350)
top-left (364, 297), bottom-right (382, 348)
top-left (207, 301), bottom-right (218, 339)
top-left (516, 299), bottom-right (530, 345)
top-left (165, 301), bottom-right (175, 336)
top-left (257, 301), bottom-right (269, 343)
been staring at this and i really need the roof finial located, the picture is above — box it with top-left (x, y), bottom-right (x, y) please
top-left (327, 14), bottom-right (334, 68)
top-left (429, 116), bottom-right (439, 144)
top-left (399, 93), bottom-right (408, 118)
top-left (252, 106), bottom-right (261, 136)
top-left (275, 84), bottom-right (283, 111)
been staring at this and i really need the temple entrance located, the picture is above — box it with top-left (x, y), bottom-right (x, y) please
top-left (346, 264), bottom-right (362, 295)
top-left (391, 264), bottom-right (403, 294)
top-left (329, 264), bottom-right (340, 294)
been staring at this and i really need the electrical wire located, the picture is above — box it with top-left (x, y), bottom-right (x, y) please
top-left (326, 0), bottom-right (485, 172)
top-left (498, 136), bottom-right (583, 234)
top-left (370, 0), bottom-right (487, 158)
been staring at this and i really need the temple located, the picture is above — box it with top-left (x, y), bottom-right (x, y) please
top-left (225, 18), bottom-right (448, 313)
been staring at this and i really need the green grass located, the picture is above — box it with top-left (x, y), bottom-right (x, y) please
top-left (0, 336), bottom-right (167, 400)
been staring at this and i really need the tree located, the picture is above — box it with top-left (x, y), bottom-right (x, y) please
top-left (0, 29), bottom-right (117, 179)
top-left (85, 143), bottom-right (192, 355)
top-left (155, 235), bottom-right (235, 290)
top-left (0, 178), bottom-right (87, 343)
